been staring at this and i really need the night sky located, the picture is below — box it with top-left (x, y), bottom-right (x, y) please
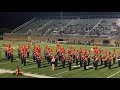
top-left (0, 12), bottom-right (120, 29)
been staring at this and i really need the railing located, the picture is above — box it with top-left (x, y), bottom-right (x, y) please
top-left (11, 17), bottom-right (37, 33)
top-left (37, 16), bottom-right (120, 20)
top-left (2, 33), bottom-right (107, 37)
top-left (36, 20), bottom-right (53, 32)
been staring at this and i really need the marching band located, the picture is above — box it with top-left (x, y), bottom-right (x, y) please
top-left (3, 42), bottom-right (120, 71)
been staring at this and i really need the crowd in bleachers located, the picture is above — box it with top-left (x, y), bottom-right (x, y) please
top-left (11, 17), bottom-right (120, 38)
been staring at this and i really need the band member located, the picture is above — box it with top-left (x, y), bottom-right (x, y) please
top-left (47, 51), bottom-right (51, 64)
top-left (44, 50), bottom-right (47, 60)
top-left (55, 55), bottom-right (58, 67)
top-left (84, 55), bottom-right (88, 70)
top-left (18, 45), bottom-right (21, 58)
top-left (108, 56), bottom-right (112, 69)
top-left (46, 51), bottom-right (49, 64)
top-left (58, 51), bottom-right (62, 61)
top-left (101, 54), bottom-right (105, 65)
top-left (10, 48), bottom-right (13, 62)
top-left (51, 56), bottom-right (55, 71)
top-left (5, 47), bottom-right (7, 58)
top-left (88, 53), bottom-right (91, 66)
top-left (12, 40), bottom-right (14, 44)
top-left (94, 55), bottom-right (99, 70)
top-left (7, 48), bottom-right (11, 61)
top-left (35, 52), bottom-right (38, 63)
top-left (76, 54), bottom-right (79, 66)
top-left (13, 66), bottom-right (22, 76)
top-left (62, 55), bottom-right (66, 68)
top-left (73, 51), bottom-right (76, 63)
top-left (23, 52), bottom-right (27, 66)
top-left (104, 55), bottom-right (108, 67)
top-left (112, 53), bottom-right (116, 64)
top-left (27, 49), bottom-right (30, 58)
top-left (32, 52), bottom-right (36, 62)
top-left (80, 54), bottom-right (83, 67)
top-left (20, 50), bottom-right (23, 64)
top-left (117, 54), bottom-right (120, 67)
top-left (92, 54), bottom-right (96, 67)
top-left (37, 53), bottom-right (42, 68)
top-left (68, 56), bottom-right (72, 70)
top-left (49, 52), bottom-right (52, 65)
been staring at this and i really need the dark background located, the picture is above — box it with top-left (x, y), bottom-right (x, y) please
top-left (0, 12), bottom-right (120, 29)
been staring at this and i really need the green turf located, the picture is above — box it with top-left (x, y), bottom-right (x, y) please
top-left (0, 40), bottom-right (120, 78)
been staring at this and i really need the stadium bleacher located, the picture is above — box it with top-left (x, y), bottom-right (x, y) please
top-left (9, 17), bottom-right (120, 38)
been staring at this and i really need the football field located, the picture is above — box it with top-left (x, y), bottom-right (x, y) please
top-left (0, 40), bottom-right (120, 78)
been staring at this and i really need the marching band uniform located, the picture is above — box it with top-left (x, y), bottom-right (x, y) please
top-left (84, 56), bottom-right (88, 70)
top-left (27, 49), bottom-right (30, 58)
top-left (76, 54), bottom-right (79, 66)
top-left (62, 55), bottom-right (66, 68)
top-left (37, 53), bottom-right (42, 68)
top-left (94, 55), bottom-right (99, 70)
top-left (112, 54), bottom-right (116, 64)
top-left (23, 53), bottom-right (27, 66)
top-left (104, 55), bottom-right (108, 67)
top-left (108, 56), bottom-right (112, 69)
top-left (88, 54), bottom-right (91, 66)
top-left (117, 55), bottom-right (120, 67)
top-left (32, 52), bottom-right (36, 62)
top-left (80, 55), bottom-right (83, 67)
top-left (51, 56), bottom-right (55, 71)
top-left (55, 55), bottom-right (58, 67)
top-left (68, 56), bottom-right (72, 70)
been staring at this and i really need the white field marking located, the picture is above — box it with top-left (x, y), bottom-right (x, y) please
top-left (57, 76), bottom-right (62, 78)
top-left (107, 70), bottom-right (120, 78)
top-left (50, 70), bottom-right (68, 77)
top-left (72, 65), bottom-right (80, 68)
top-left (26, 60), bottom-right (34, 62)
top-left (0, 69), bottom-right (55, 78)
top-left (23, 73), bottom-right (54, 78)
top-left (33, 73), bottom-right (46, 76)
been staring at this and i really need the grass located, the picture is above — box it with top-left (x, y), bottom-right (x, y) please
top-left (0, 40), bottom-right (120, 78)
top-left (0, 73), bottom-right (33, 78)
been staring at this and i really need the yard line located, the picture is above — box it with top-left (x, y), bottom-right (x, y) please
top-left (57, 76), bottom-right (62, 78)
top-left (0, 69), bottom-right (54, 78)
top-left (50, 71), bottom-right (68, 77)
top-left (23, 73), bottom-right (54, 78)
top-left (107, 70), bottom-right (120, 78)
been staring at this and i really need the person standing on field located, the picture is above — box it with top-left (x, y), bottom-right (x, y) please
top-left (51, 56), bottom-right (55, 71)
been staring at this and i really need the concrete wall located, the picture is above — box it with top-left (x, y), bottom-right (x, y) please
top-left (4, 35), bottom-right (119, 46)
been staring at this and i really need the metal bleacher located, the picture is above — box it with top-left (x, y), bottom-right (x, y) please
top-left (9, 16), bottom-right (120, 38)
